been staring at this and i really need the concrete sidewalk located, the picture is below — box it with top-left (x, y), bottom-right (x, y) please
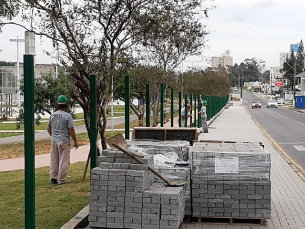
top-left (2, 101), bottom-right (305, 228)
top-left (183, 100), bottom-right (305, 228)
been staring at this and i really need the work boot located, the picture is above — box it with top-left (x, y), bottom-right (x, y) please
top-left (50, 178), bottom-right (58, 184)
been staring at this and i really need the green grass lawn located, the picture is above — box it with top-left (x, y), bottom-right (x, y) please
top-left (0, 162), bottom-right (90, 229)
top-left (0, 120), bottom-right (85, 131)
top-left (0, 133), bottom-right (23, 138)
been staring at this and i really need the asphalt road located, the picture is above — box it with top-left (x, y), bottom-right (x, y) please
top-left (243, 92), bottom-right (305, 170)
top-left (0, 114), bottom-right (139, 145)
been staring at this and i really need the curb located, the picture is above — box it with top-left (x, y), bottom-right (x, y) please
top-left (60, 205), bottom-right (89, 229)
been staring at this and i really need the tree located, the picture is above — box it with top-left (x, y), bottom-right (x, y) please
top-left (227, 64), bottom-right (239, 86)
top-left (131, 65), bottom-right (173, 127)
top-left (19, 71), bottom-right (76, 116)
top-left (283, 40), bottom-right (305, 90)
top-left (0, 61), bottom-right (14, 66)
top-left (283, 51), bottom-right (296, 90)
top-left (296, 40), bottom-right (305, 73)
top-left (183, 69), bottom-right (231, 97)
top-left (0, 0), bottom-right (211, 148)
top-left (16, 71), bottom-right (76, 129)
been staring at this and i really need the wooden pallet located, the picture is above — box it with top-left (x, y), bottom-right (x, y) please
top-left (90, 222), bottom-right (184, 229)
top-left (192, 217), bottom-right (267, 225)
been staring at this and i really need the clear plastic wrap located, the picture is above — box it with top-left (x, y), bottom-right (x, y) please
top-left (191, 142), bottom-right (271, 181)
top-left (127, 139), bottom-right (190, 161)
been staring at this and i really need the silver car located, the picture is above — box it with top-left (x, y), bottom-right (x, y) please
top-left (267, 99), bottom-right (278, 108)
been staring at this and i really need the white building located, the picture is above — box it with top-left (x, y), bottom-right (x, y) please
top-left (0, 31), bottom-right (62, 105)
top-left (269, 67), bottom-right (287, 94)
top-left (211, 50), bottom-right (233, 70)
top-left (280, 52), bottom-right (290, 67)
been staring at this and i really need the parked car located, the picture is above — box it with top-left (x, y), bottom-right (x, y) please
top-left (267, 99), bottom-right (278, 108)
top-left (233, 87), bottom-right (238, 92)
top-left (277, 98), bottom-right (285, 105)
top-left (251, 100), bottom-right (261, 109)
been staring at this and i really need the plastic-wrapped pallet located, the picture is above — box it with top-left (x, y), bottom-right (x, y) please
top-left (190, 142), bottom-right (271, 219)
top-left (126, 139), bottom-right (190, 161)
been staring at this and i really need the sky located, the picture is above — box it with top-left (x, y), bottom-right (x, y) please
top-left (0, 0), bottom-right (305, 70)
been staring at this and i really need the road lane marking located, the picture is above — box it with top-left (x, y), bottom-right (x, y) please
top-left (270, 110), bottom-right (305, 126)
top-left (293, 145), bottom-right (305, 151)
top-left (245, 105), bottom-right (305, 181)
top-left (278, 142), bottom-right (305, 145)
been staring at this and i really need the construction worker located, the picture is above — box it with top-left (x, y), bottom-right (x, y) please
top-left (200, 100), bottom-right (208, 133)
top-left (47, 95), bottom-right (79, 185)
top-left (180, 104), bottom-right (192, 127)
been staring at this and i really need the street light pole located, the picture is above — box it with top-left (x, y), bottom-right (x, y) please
top-left (10, 36), bottom-right (25, 107)
top-left (283, 59), bottom-right (297, 109)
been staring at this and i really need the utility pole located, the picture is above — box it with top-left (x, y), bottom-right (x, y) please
top-left (240, 69), bottom-right (243, 103)
top-left (293, 60), bottom-right (296, 109)
top-left (10, 36), bottom-right (25, 107)
top-left (284, 58), bottom-right (297, 109)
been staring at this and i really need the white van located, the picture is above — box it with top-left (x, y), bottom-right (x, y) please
top-left (277, 98), bottom-right (285, 105)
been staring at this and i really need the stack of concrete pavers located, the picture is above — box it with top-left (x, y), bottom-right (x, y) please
top-left (89, 149), bottom-right (185, 229)
top-left (153, 167), bottom-right (191, 216)
top-left (127, 140), bottom-right (190, 161)
top-left (191, 142), bottom-right (271, 219)
top-left (143, 183), bottom-right (185, 229)
top-left (127, 140), bottom-right (191, 215)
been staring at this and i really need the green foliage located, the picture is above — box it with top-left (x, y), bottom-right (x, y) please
top-left (227, 58), bottom-right (267, 86)
top-left (0, 0), bottom-right (19, 23)
top-left (0, 0), bottom-right (213, 147)
top-left (283, 39), bottom-right (305, 90)
top-left (0, 61), bottom-right (14, 66)
top-left (184, 70), bottom-right (231, 97)
top-left (19, 71), bottom-right (76, 116)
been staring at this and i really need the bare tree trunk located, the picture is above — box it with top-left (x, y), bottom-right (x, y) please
top-left (99, 106), bottom-right (108, 150)
top-left (130, 102), bottom-right (143, 126)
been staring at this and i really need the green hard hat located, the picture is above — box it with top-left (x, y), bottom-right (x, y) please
top-left (203, 100), bottom-right (207, 105)
top-left (57, 95), bottom-right (68, 104)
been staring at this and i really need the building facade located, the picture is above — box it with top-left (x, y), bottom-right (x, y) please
top-left (280, 52), bottom-right (290, 67)
top-left (0, 63), bottom-right (60, 104)
top-left (211, 50), bottom-right (233, 70)
top-left (269, 66), bottom-right (287, 94)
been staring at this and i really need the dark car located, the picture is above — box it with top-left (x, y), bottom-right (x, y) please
top-left (251, 100), bottom-right (261, 109)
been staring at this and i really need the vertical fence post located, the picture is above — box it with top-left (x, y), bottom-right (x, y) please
top-left (178, 92), bottom-right (182, 127)
top-left (194, 94), bottom-right (196, 127)
top-left (24, 54), bottom-right (35, 229)
top-left (171, 88), bottom-right (174, 127)
top-left (184, 94), bottom-right (187, 127)
top-left (125, 76), bottom-right (130, 139)
top-left (198, 95), bottom-right (202, 127)
top-left (146, 84), bottom-right (150, 127)
top-left (90, 75), bottom-right (97, 169)
top-left (190, 94), bottom-right (193, 127)
top-left (160, 83), bottom-right (164, 127)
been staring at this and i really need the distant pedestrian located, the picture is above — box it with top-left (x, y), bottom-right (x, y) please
top-left (47, 95), bottom-right (79, 185)
top-left (200, 100), bottom-right (208, 133)
top-left (180, 104), bottom-right (192, 127)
